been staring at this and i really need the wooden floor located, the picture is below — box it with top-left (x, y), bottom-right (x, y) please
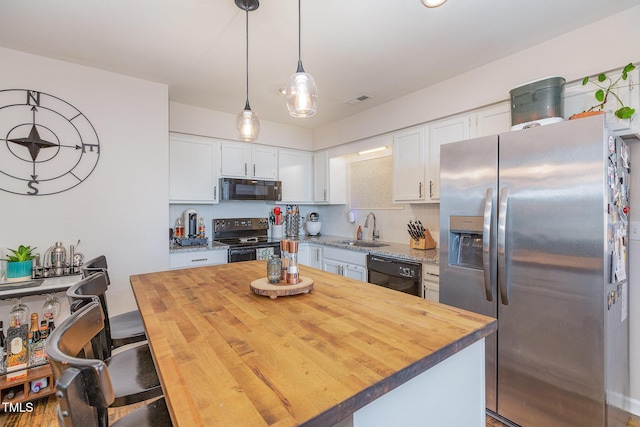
top-left (1, 395), bottom-right (146, 426)
top-left (3, 395), bottom-right (640, 427)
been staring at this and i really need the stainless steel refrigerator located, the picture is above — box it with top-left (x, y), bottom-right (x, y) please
top-left (439, 115), bottom-right (630, 427)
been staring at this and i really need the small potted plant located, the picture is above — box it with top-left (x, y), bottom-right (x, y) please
top-left (2, 245), bottom-right (36, 282)
top-left (572, 62), bottom-right (637, 120)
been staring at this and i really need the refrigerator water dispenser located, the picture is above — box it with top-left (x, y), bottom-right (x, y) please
top-left (449, 216), bottom-right (483, 269)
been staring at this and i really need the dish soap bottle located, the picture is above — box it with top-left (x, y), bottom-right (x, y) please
top-left (357, 226), bottom-right (363, 240)
top-left (198, 217), bottom-right (205, 239)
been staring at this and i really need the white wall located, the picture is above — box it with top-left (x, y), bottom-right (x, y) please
top-left (313, 5), bottom-right (640, 149)
top-left (0, 47), bottom-right (169, 321)
top-left (170, 101), bottom-right (313, 150)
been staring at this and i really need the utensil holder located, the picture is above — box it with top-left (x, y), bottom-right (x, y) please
top-left (271, 224), bottom-right (283, 239)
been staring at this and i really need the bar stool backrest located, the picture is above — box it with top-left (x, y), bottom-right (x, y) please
top-left (45, 301), bottom-right (116, 416)
top-left (66, 272), bottom-right (114, 357)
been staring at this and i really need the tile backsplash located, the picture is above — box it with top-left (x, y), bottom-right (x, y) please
top-left (169, 201), bottom-right (439, 246)
top-left (315, 203), bottom-right (440, 245)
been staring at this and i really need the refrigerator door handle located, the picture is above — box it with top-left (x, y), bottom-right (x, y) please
top-left (498, 187), bottom-right (509, 305)
top-left (482, 188), bottom-right (494, 302)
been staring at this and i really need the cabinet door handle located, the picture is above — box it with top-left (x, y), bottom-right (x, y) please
top-left (192, 258), bottom-right (208, 262)
top-left (244, 162), bottom-right (248, 176)
top-left (253, 164), bottom-right (256, 176)
top-left (429, 181), bottom-right (434, 198)
top-left (419, 182), bottom-right (423, 198)
top-left (214, 186), bottom-right (217, 200)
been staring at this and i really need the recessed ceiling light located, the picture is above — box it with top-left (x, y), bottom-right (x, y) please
top-left (421, 0), bottom-right (447, 7)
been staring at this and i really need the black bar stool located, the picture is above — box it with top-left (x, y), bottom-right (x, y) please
top-left (80, 255), bottom-right (146, 349)
top-left (63, 272), bottom-right (163, 406)
top-left (46, 301), bottom-right (171, 426)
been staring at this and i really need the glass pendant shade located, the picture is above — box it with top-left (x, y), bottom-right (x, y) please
top-left (237, 103), bottom-right (260, 141)
top-left (421, 0), bottom-right (447, 7)
top-left (287, 0), bottom-right (318, 118)
top-left (286, 61), bottom-right (318, 117)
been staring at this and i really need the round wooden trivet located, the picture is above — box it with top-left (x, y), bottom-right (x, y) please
top-left (250, 276), bottom-right (314, 299)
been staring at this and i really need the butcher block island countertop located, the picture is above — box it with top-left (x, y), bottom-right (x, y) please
top-left (130, 261), bottom-right (496, 427)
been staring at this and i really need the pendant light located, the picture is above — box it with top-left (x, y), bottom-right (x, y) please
top-left (420, 0), bottom-right (447, 7)
top-left (236, 0), bottom-right (260, 141)
top-left (285, 0), bottom-right (318, 117)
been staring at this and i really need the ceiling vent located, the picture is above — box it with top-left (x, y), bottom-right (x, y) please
top-left (344, 93), bottom-right (374, 106)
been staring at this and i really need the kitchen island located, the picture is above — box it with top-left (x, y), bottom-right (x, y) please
top-left (130, 261), bottom-right (496, 426)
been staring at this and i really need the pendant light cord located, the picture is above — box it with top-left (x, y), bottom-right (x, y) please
top-left (296, 0), bottom-right (304, 73)
top-left (297, 0), bottom-right (301, 62)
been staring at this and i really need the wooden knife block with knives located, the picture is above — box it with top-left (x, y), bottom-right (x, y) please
top-left (408, 220), bottom-right (436, 250)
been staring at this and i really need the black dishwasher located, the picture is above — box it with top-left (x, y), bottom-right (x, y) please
top-left (366, 254), bottom-right (422, 296)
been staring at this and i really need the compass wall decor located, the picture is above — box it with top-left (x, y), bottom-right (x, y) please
top-left (0, 89), bottom-right (100, 196)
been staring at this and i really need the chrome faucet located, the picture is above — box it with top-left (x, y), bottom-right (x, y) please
top-left (364, 212), bottom-right (380, 240)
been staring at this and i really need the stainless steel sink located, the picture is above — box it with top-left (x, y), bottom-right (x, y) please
top-left (335, 240), bottom-right (389, 248)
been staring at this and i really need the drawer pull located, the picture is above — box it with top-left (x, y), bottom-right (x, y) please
top-left (192, 258), bottom-right (208, 262)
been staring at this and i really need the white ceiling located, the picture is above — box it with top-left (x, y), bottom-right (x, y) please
top-left (0, 0), bottom-right (637, 130)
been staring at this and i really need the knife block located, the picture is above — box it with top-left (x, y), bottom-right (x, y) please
top-left (409, 229), bottom-right (436, 250)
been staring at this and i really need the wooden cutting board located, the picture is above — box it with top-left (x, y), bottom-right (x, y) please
top-left (250, 276), bottom-right (313, 299)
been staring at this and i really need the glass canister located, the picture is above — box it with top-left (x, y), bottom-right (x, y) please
top-left (267, 256), bottom-right (281, 284)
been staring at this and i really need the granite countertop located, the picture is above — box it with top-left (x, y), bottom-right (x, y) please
top-left (300, 234), bottom-right (439, 265)
top-left (169, 240), bottom-right (229, 253)
top-left (169, 234), bottom-right (439, 264)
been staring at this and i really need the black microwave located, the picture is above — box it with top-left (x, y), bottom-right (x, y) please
top-left (220, 178), bottom-right (282, 201)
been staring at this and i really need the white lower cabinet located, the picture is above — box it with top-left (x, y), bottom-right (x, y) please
top-left (422, 263), bottom-right (439, 302)
top-left (307, 244), bottom-right (323, 269)
top-left (169, 250), bottom-right (227, 269)
top-left (299, 243), bottom-right (323, 269)
top-left (297, 243), bottom-right (310, 266)
top-left (322, 247), bottom-right (367, 282)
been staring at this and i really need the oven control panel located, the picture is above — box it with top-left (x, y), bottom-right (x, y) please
top-left (214, 217), bottom-right (269, 232)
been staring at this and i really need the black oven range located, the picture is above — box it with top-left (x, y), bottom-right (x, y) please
top-left (213, 217), bottom-right (281, 263)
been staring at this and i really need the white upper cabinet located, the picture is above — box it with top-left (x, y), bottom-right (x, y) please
top-left (313, 151), bottom-right (346, 204)
top-left (220, 141), bottom-right (277, 180)
top-left (470, 101), bottom-right (512, 137)
top-left (278, 149), bottom-right (313, 203)
top-left (169, 133), bottom-right (219, 204)
top-left (313, 151), bottom-right (329, 202)
top-left (392, 116), bottom-right (471, 204)
top-left (563, 67), bottom-right (639, 139)
top-left (252, 145), bottom-right (278, 180)
top-left (392, 126), bottom-right (427, 203)
top-left (428, 115), bottom-right (471, 201)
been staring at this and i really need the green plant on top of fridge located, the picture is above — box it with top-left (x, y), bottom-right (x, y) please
top-left (2, 245), bottom-right (37, 262)
top-left (581, 62), bottom-right (637, 119)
